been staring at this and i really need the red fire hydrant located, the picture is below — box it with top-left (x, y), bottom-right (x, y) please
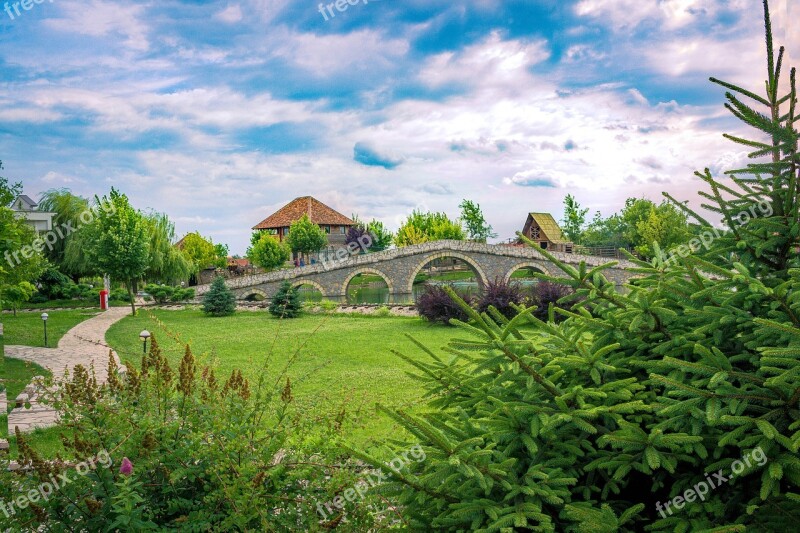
top-left (100, 289), bottom-right (109, 311)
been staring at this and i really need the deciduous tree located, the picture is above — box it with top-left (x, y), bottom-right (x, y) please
top-left (94, 188), bottom-right (150, 315)
top-left (248, 232), bottom-right (290, 271)
top-left (285, 214), bottom-right (327, 262)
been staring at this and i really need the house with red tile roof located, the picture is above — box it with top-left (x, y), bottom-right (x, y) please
top-left (252, 196), bottom-right (356, 248)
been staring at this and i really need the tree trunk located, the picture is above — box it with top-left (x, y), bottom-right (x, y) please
top-left (128, 282), bottom-right (136, 316)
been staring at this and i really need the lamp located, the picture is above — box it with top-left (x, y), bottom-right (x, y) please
top-left (41, 313), bottom-right (49, 347)
top-left (139, 330), bottom-right (151, 354)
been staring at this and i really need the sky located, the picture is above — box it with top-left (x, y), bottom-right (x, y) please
top-left (0, 0), bottom-right (797, 255)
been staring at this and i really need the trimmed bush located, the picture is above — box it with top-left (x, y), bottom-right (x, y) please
top-left (109, 288), bottom-right (132, 302)
top-left (476, 278), bottom-right (524, 319)
top-left (416, 283), bottom-right (472, 325)
top-left (171, 287), bottom-right (195, 302)
top-left (269, 281), bottom-right (302, 318)
top-left (144, 284), bottom-right (175, 304)
top-left (529, 281), bottom-right (574, 321)
top-left (202, 277), bottom-right (236, 317)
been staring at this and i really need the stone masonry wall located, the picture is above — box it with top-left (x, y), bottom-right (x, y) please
top-left (195, 241), bottom-right (639, 303)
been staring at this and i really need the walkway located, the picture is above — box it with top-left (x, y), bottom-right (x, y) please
top-left (5, 306), bottom-right (129, 433)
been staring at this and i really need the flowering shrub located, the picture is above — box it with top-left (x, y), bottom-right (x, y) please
top-left (0, 337), bottom-right (388, 530)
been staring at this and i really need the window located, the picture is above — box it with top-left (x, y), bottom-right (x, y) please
top-left (324, 225), bottom-right (331, 234)
top-left (284, 227), bottom-right (290, 235)
top-left (531, 226), bottom-right (540, 239)
top-left (540, 242), bottom-right (548, 250)
top-left (340, 226), bottom-right (346, 234)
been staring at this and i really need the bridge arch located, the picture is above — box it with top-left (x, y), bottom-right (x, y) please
top-left (342, 268), bottom-right (394, 297)
top-left (407, 251), bottom-right (489, 294)
top-left (291, 279), bottom-right (326, 297)
top-left (240, 288), bottom-right (268, 301)
top-left (504, 261), bottom-right (552, 283)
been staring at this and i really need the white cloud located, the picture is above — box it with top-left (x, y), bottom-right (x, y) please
top-left (215, 4), bottom-right (243, 23)
top-left (43, 0), bottom-right (150, 52)
top-left (574, 0), bottom-right (734, 31)
top-left (419, 32), bottom-right (550, 89)
top-left (271, 29), bottom-right (410, 77)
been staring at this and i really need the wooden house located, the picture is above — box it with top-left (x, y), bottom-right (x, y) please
top-left (520, 212), bottom-right (573, 253)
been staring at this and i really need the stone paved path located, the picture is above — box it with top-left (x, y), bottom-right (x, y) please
top-left (5, 307), bottom-right (129, 433)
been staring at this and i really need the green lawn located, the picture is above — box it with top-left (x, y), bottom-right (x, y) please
top-left (5, 425), bottom-right (71, 458)
top-left (1, 309), bottom-right (99, 347)
top-left (107, 310), bottom-right (458, 447)
top-left (3, 299), bottom-right (129, 310)
top-left (3, 357), bottom-right (51, 413)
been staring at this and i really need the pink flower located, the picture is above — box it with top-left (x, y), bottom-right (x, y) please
top-left (119, 457), bottom-right (133, 476)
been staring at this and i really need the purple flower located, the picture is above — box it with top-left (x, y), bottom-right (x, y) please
top-left (119, 457), bottom-right (133, 476)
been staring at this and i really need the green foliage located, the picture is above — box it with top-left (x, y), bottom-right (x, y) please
top-left (359, 5), bottom-right (800, 530)
top-left (366, 219), bottom-right (393, 251)
top-left (93, 189), bottom-right (150, 315)
top-left (110, 288), bottom-right (132, 303)
top-left (171, 287), bottom-right (195, 302)
top-left (202, 276), bottom-right (236, 317)
top-left (179, 232), bottom-right (227, 274)
top-left (0, 165), bottom-right (46, 290)
top-left (36, 267), bottom-right (74, 299)
top-left (0, 163), bottom-right (21, 206)
top-left (142, 212), bottom-right (191, 284)
top-left (248, 232), bottom-right (291, 270)
top-left (459, 199), bottom-right (496, 242)
top-left (144, 284), bottom-right (175, 304)
top-left (582, 198), bottom-right (691, 258)
top-left (561, 194), bottom-right (589, 244)
top-left (285, 214), bottom-right (327, 259)
top-left (36, 189), bottom-right (90, 274)
top-left (269, 281), bottom-right (303, 318)
top-left (1, 281), bottom-right (36, 316)
top-left (319, 299), bottom-right (339, 311)
top-left (395, 210), bottom-right (465, 247)
top-left (0, 339), bottom-right (384, 530)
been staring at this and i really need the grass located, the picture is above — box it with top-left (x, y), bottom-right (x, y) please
top-left (1, 310), bottom-right (81, 446)
top-left (3, 299), bottom-right (129, 310)
top-left (1, 309), bottom-right (99, 347)
top-left (3, 358), bottom-right (51, 413)
top-left (5, 426), bottom-right (71, 458)
top-left (106, 310), bottom-right (458, 447)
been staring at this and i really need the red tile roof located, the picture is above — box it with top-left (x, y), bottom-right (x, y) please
top-left (227, 257), bottom-right (251, 267)
top-left (253, 196), bottom-right (356, 230)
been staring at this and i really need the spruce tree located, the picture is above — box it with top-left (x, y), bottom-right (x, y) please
top-left (351, 2), bottom-right (799, 531)
top-left (268, 281), bottom-right (302, 318)
top-left (202, 276), bottom-right (236, 317)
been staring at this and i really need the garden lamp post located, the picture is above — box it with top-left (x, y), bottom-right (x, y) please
top-left (140, 330), bottom-right (151, 354)
top-left (41, 313), bottom-right (48, 347)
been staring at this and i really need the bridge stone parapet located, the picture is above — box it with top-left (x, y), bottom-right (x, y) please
top-left (195, 240), bottom-right (639, 303)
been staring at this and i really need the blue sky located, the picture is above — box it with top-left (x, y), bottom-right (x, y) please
top-left (1, 0), bottom-right (797, 254)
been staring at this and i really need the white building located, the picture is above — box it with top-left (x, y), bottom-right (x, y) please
top-left (11, 195), bottom-right (55, 232)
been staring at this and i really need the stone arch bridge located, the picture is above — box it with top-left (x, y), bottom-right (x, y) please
top-left (194, 240), bottom-right (638, 303)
